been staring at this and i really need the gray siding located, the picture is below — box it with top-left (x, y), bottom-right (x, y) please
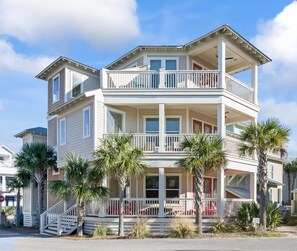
top-left (32, 135), bottom-right (47, 144)
top-left (57, 99), bottom-right (94, 166)
top-left (48, 117), bottom-right (57, 147)
top-left (110, 105), bottom-right (138, 133)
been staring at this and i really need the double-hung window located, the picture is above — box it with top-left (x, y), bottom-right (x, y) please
top-left (145, 176), bottom-right (159, 198)
top-left (52, 75), bottom-right (60, 103)
top-left (166, 176), bottom-right (179, 198)
top-left (106, 109), bottom-right (124, 133)
top-left (83, 107), bottom-right (90, 138)
top-left (59, 118), bottom-right (66, 145)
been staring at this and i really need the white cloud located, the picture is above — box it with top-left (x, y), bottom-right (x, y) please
top-left (253, 1), bottom-right (297, 91)
top-left (0, 0), bottom-right (140, 48)
top-left (260, 98), bottom-right (297, 127)
top-left (0, 39), bottom-right (54, 74)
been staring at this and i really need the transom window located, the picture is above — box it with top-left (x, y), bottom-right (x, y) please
top-left (52, 75), bottom-right (60, 103)
top-left (107, 109), bottom-right (124, 133)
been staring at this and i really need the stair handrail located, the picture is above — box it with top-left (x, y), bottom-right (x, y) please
top-left (40, 200), bottom-right (64, 233)
top-left (57, 204), bottom-right (77, 236)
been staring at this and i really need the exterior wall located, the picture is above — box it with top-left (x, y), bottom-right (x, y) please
top-left (146, 54), bottom-right (187, 70)
top-left (48, 117), bottom-right (57, 147)
top-left (95, 100), bottom-right (105, 148)
top-left (32, 135), bottom-right (47, 144)
top-left (268, 159), bottom-right (283, 204)
top-left (109, 105), bottom-right (138, 133)
top-left (117, 56), bottom-right (144, 70)
top-left (57, 98), bottom-right (94, 166)
top-left (47, 168), bottom-right (64, 208)
top-left (48, 68), bottom-right (65, 113)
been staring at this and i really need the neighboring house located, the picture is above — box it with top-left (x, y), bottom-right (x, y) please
top-left (36, 24), bottom-right (273, 235)
top-left (14, 127), bottom-right (47, 227)
top-left (0, 145), bottom-right (17, 206)
top-left (283, 158), bottom-right (297, 205)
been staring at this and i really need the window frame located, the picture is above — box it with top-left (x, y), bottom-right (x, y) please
top-left (52, 74), bottom-right (60, 103)
top-left (147, 57), bottom-right (179, 70)
top-left (59, 117), bottom-right (66, 146)
top-left (192, 117), bottom-right (216, 134)
top-left (145, 175), bottom-right (159, 198)
top-left (143, 116), bottom-right (182, 134)
top-left (71, 71), bottom-right (85, 98)
top-left (83, 106), bottom-right (91, 138)
top-left (166, 174), bottom-right (181, 198)
top-left (105, 107), bottom-right (126, 133)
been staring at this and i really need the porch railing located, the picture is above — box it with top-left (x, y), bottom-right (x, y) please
top-left (224, 198), bottom-right (253, 218)
top-left (40, 200), bottom-right (64, 232)
top-left (225, 74), bottom-right (254, 103)
top-left (224, 136), bottom-right (255, 160)
top-left (106, 70), bottom-right (219, 89)
top-left (85, 198), bottom-right (218, 218)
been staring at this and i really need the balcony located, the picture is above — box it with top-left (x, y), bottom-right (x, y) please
top-left (103, 70), bottom-right (254, 103)
top-left (103, 133), bottom-right (255, 160)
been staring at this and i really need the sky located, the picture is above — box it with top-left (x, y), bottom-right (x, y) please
top-left (0, 0), bottom-right (297, 156)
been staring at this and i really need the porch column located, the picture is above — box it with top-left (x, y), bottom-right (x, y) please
top-left (30, 181), bottom-right (34, 225)
top-left (250, 172), bottom-right (257, 201)
top-left (251, 64), bottom-right (258, 105)
top-left (217, 166), bottom-right (225, 217)
top-left (218, 38), bottom-right (226, 89)
top-left (99, 177), bottom-right (108, 217)
top-left (217, 103), bottom-right (226, 138)
top-left (159, 104), bottom-right (165, 152)
top-left (158, 168), bottom-right (165, 217)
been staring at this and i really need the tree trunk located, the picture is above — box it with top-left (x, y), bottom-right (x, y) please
top-left (118, 176), bottom-right (126, 236)
top-left (287, 173), bottom-right (291, 205)
top-left (77, 202), bottom-right (84, 236)
top-left (15, 188), bottom-right (21, 227)
top-left (194, 168), bottom-right (204, 235)
top-left (258, 151), bottom-right (268, 232)
top-left (36, 180), bottom-right (42, 227)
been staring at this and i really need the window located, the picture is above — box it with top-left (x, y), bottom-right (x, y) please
top-left (145, 176), bottom-right (159, 198)
top-left (268, 164), bottom-right (274, 179)
top-left (71, 71), bottom-right (84, 97)
top-left (166, 176), bottom-right (179, 198)
top-left (0, 176), bottom-right (2, 191)
top-left (5, 177), bottom-right (14, 191)
top-left (52, 75), bottom-right (60, 103)
top-left (59, 118), bottom-right (66, 145)
top-left (166, 118), bottom-right (180, 134)
top-left (107, 109), bottom-right (124, 133)
top-left (145, 118), bottom-right (159, 133)
top-left (83, 107), bottom-right (90, 138)
top-left (145, 117), bottom-right (180, 134)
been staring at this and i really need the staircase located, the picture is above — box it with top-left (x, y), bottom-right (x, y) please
top-left (40, 201), bottom-right (78, 236)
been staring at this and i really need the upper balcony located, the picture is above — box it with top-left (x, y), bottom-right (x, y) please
top-left (103, 70), bottom-right (254, 103)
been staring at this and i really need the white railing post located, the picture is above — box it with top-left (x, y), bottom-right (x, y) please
top-left (101, 68), bottom-right (108, 89)
top-left (217, 166), bottom-right (225, 217)
top-left (159, 69), bottom-right (165, 88)
top-left (218, 38), bottom-right (226, 89)
top-left (158, 104), bottom-right (165, 152)
top-left (251, 64), bottom-right (258, 105)
top-left (99, 200), bottom-right (106, 217)
top-left (57, 217), bottom-right (61, 236)
top-left (40, 213), bottom-right (45, 233)
top-left (158, 168), bottom-right (165, 217)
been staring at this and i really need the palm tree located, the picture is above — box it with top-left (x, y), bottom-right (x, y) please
top-left (93, 134), bottom-right (147, 236)
top-left (7, 169), bottom-right (31, 226)
top-left (15, 143), bottom-right (56, 225)
top-left (49, 154), bottom-right (108, 236)
top-left (177, 132), bottom-right (227, 234)
top-left (284, 159), bottom-right (297, 204)
top-left (239, 118), bottom-right (289, 231)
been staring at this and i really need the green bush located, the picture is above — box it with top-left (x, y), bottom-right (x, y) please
top-left (170, 218), bottom-right (195, 238)
top-left (286, 216), bottom-right (297, 226)
top-left (2, 206), bottom-right (15, 216)
top-left (210, 219), bottom-right (236, 233)
top-left (92, 225), bottom-right (110, 238)
top-left (128, 218), bottom-right (149, 239)
top-left (235, 202), bottom-right (281, 231)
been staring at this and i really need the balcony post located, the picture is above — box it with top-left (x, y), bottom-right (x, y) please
top-left (101, 68), bottom-right (108, 89)
top-left (218, 38), bottom-right (226, 89)
top-left (158, 167), bottom-right (165, 217)
top-left (251, 64), bottom-right (258, 105)
top-left (159, 104), bottom-right (165, 152)
top-left (250, 172), bottom-right (257, 201)
top-left (217, 166), bottom-right (225, 218)
top-left (217, 103), bottom-right (226, 138)
top-left (159, 69), bottom-right (165, 88)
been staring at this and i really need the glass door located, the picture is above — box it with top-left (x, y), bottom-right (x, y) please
top-left (165, 60), bottom-right (177, 87)
top-left (150, 60), bottom-right (161, 88)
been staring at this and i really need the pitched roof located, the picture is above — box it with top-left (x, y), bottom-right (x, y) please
top-left (106, 24), bottom-right (271, 69)
top-left (15, 127), bottom-right (47, 138)
top-left (36, 56), bottom-right (99, 80)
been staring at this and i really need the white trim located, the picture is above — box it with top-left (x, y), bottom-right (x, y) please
top-left (192, 60), bottom-right (207, 70)
top-left (83, 106), bottom-right (91, 138)
top-left (70, 70), bottom-right (86, 98)
top-left (52, 73), bottom-right (60, 103)
top-left (94, 98), bottom-right (98, 150)
top-left (105, 106), bottom-right (126, 133)
top-left (136, 108), bottom-right (140, 133)
top-left (59, 117), bottom-right (66, 146)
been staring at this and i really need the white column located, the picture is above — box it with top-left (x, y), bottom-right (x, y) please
top-left (186, 108), bottom-right (189, 134)
top-left (158, 168), bottom-right (165, 217)
top-left (159, 104), bottom-right (165, 152)
top-left (159, 69), bottom-right (165, 88)
top-left (2, 176), bottom-right (6, 192)
top-left (217, 103), bottom-right (226, 138)
top-left (218, 38), bottom-right (226, 89)
top-left (99, 177), bottom-right (108, 217)
top-left (101, 68), bottom-right (108, 88)
top-left (217, 166), bottom-right (225, 217)
top-left (251, 64), bottom-right (258, 105)
top-left (250, 172), bottom-right (257, 201)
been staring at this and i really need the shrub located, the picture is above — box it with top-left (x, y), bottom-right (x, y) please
top-left (170, 218), bottom-right (195, 238)
top-left (128, 218), bottom-right (149, 239)
top-left (235, 202), bottom-right (281, 231)
top-left (92, 225), bottom-right (110, 238)
top-left (2, 206), bottom-right (15, 216)
top-left (210, 219), bottom-right (236, 233)
top-left (286, 216), bottom-right (297, 226)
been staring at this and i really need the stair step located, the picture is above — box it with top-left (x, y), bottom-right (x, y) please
top-left (44, 229), bottom-right (58, 235)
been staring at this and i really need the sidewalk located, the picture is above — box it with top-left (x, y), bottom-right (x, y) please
top-left (276, 225), bottom-right (297, 238)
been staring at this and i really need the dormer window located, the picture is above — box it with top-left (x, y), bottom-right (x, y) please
top-left (52, 74), bottom-right (60, 103)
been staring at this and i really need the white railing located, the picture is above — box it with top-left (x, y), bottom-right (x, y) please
top-left (224, 198), bottom-right (253, 218)
top-left (40, 200), bottom-right (64, 232)
top-left (225, 74), bottom-right (254, 103)
top-left (224, 136), bottom-right (254, 159)
top-left (165, 134), bottom-right (185, 152)
top-left (132, 134), bottom-right (159, 152)
top-left (57, 204), bottom-right (77, 236)
top-left (106, 70), bottom-right (219, 89)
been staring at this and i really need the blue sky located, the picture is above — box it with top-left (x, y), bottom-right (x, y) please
top-left (0, 0), bottom-right (297, 155)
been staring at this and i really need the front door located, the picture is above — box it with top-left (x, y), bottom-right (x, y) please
top-left (193, 119), bottom-right (202, 133)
